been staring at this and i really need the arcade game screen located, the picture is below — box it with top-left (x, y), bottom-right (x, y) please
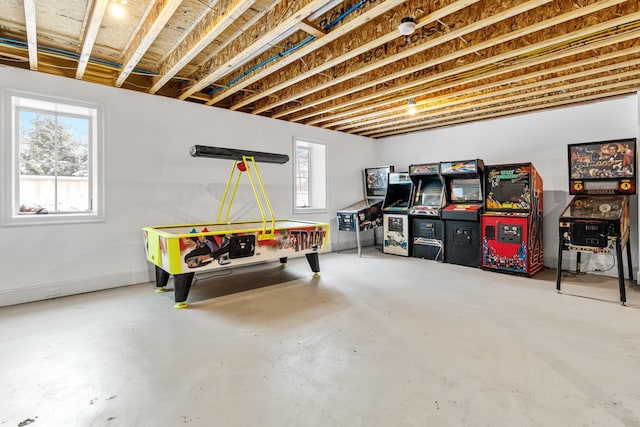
top-left (486, 168), bottom-right (531, 211)
top-left (414, 180), bottom-right (443, 207)
top-left (365, 166), bottom-right (393, 197)
top-left (450, 178), bottom-right (482, 202)
top-left (385, 186), bottom-right (411, 208)
top-left (569, 140), bottom-right (635, 180)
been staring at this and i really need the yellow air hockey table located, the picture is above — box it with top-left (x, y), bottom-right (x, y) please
top-left (143, 146), bottom-right (329, 308)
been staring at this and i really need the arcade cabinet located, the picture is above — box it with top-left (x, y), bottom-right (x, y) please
top-left (382, 171), bottom-right (414, 256)
top-left (481, 163), bottom-right (544, 276)
top-left (409, 163), bottom-right (447, 261)
top-left (440, 159), bottom-right (485, 267)
top-left (556, 138), bottom-right (636, 304)
top-left (336, 166), bottom-right (393, 256)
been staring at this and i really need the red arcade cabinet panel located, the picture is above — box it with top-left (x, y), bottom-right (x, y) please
top-left (481, 163), bottom-right (543, 276)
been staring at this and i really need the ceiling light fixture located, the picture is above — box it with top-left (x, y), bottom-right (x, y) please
top-left (408, 99), bottom-right (417, 114)
top-left (399, 17), bottom-right (416, 36)
top-left (109, 0), bottom-right (127, 18)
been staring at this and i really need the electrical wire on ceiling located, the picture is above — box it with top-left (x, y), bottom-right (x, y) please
top-left (0, 36), bottom-right (189, 81)
top-left (205, 0), bottom-right (366, 96)
top-left (0, 0), bottom-right (366, 94)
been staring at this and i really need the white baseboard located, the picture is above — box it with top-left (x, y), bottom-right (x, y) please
top-left (0, 269), bottom-right (152, 308)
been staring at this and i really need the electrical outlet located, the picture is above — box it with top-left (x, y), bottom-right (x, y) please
top-left (45, 288), bottom-right (60, 297)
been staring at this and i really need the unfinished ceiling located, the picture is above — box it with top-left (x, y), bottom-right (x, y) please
top-left (1, 0), bottom-right (639, 138)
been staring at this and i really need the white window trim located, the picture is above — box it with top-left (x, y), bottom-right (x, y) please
top-left (293, 137), bottom-right (328, 214)
top-left (1, 89), bottom-right (105, 227)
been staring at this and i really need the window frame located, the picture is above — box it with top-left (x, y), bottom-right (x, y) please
top-left (293, 137), bottom-right (327, 214)
top-left (1, 89), bottom-right (105, 227)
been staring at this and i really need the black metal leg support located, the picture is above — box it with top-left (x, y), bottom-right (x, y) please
top-left (155, 266), bottom-right (170, 288)
top-left (174, 273), bottom-right (195, 307)
top-left (305, 252), bottom-right (320, 276)
top-left (616, 240), bottom-right (627, 305)
top-left (556, 244), bottom-right (563, 292)
top-left (626, 240), bottom-right (634, 281)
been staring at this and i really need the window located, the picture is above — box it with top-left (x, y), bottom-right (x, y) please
top-left (293, 138), bottom-right (326, 213)
top-left (2, 90), bottom-right (104, 226)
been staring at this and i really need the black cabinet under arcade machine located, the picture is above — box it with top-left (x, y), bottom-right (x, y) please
top-left (409, 163), bottom-right (447, 261)
top-left (336, 166), bottom-right (393, 256)
top-left (382, 171), bottom-right (414, 257)
top-left (440, 159), bottom-right (485, 267)
top-left (557, 138), bottom-right (636, 304)
top-left (481, 163), bottom-right (544, 276)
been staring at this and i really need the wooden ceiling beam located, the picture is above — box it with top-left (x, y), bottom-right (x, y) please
top-left (308, 30), bottom-right (640, 127)
top-left (192, 1), bottom-right (275, 70)
top-left (23, 0), bottom-right (37, 70)
top-left (330, 41), bottom-right (640, 130)
top-left (363, 78), bottom-right (640, 137)
top-left (297, 18), bottom-right (326, 37)
top-left (252, 0), bottom-right (554, 115)
top-left (116, 0), bottom-right (184, 87)
top-left (76, 0), bottom-right (109, 80)
top-left (270, 0), bottom-right (628, 120)
top-left (367, 88), bottom-right (636, 137)
top-left (297, 2), bottom-right (640, 126)
top-left (203, 0), bottom-right (410, 106)
top-left (150, 0), bottom-right (260, 94)
top-left (232, 0), bottom-right (483, 112)
top-left (349, 60), bottom-right (640, 133)
top-left (177, 0), bottom-right (330, 100)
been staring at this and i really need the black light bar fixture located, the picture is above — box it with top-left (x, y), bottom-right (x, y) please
top-left (189, 145), bottom-right (290, 164)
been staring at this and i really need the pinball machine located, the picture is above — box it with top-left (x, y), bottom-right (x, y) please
top-left (382, 171), bottom-right (414, 256)
top-left (440, 159), bottom-right (485, 267)
top-left (481, 163), bottom-right (544, 276)
top-left (335, 166), bottom-right (393, 256)
top-left (556, 138), bottom-right (636, 304)
top-left (409, 163), bottom-right (447, 261)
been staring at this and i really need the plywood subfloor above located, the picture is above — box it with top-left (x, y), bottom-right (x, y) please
top-left (1, 0), bottom-right (639, 137)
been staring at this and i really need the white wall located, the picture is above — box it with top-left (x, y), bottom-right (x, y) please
top-left (2, 64), bottom-right (638, 307)
top-left (378, 95), bottom-right (640, 278)
top-left (0, 65), bottom-right (377, 306)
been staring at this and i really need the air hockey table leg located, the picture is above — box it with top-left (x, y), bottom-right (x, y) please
top-left (155, 266), bottom-right (170, 293)
top-left (173, 272), bottom-right (195, 309)
top-left (305, 251), bottom-right (321, 278)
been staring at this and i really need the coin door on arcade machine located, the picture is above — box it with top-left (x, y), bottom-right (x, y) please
top-left (409, 163), bottom-right (446, 261)
top-left (481, 163), bottom-right (543, 276)
top-left (336, 166), bottom-right (393, 256)
top-left (383, 171), bottom-right (414, 256)
top-left (440, 159), bottom-right (485, 267)
top-left (557, 138), bottom-right (636, 304)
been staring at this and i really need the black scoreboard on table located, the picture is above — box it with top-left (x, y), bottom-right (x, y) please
top-left (557, 138), bottom-right (637, 304)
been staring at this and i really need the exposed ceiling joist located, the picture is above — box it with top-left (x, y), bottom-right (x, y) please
top-left (76, 0), bottom-right (109, 80)
top-left (177, 0), bottom-right (330, 100)
top-left (116, 0), bottom-right (184, 87)
top-left (23, 0), bottom-right (37, 70)
top-left (1, 0), bottom-right (638, 138)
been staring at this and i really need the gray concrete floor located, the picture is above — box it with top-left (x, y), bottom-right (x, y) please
top-left (2, 247), bottom-right (640, 427)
